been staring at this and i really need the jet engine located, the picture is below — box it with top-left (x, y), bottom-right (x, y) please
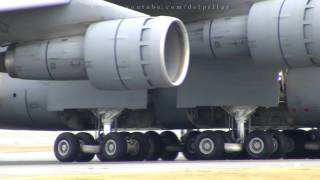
top-left (187, 0), bottom-right (320, 68)
top-left (4, 16), bottom-right (189, 90)
top-left (187, 16), bottom-right (250, 60)
top-left (248, 0), bottom-right (320, 67)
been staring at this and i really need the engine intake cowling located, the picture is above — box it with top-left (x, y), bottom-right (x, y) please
top-left (85, 16), bottom-right (189, 90)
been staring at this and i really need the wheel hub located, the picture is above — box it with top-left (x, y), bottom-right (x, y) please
top-left (187, 139), bottom-right (197, 154)
top-left (199, 138), bottom-right (215, 155)
top-left (128, 139), bottom-right (140, 156)
top-left (249, 137), bottom-right (264, 154)
top-left (105, 139), bottom-right (117, 156)
top-left (58, 140), bottom-right (70, 156)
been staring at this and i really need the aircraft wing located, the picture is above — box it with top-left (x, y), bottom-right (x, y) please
top-left (0, 0), bottom-right (71, 12)
top-left (106, 0), bottom-right (255, 21)
top-left (0, 0), bottom-right (146, 45)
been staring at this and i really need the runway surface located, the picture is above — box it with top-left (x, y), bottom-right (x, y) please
top-left (1, 153), bottom-right (320, 179)
top-left (1, 130), bottom-right (320, 179)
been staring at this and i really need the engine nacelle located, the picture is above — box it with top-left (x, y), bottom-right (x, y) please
top-left (5, 36), bottom-right (87, 80)
top-left (248, 0), bottom-right (320, 67)
top-left (5, 16), bottom-right (190, 90)
top-left (187, 0), bottom-right (320, 68)
top-left (85, 16), bottom-right (189, 90)
top-left (187, 16), bottom-right (250, 60)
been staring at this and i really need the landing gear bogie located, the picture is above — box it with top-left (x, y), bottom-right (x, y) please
top-left (54, 128), bottom-right (320, 163)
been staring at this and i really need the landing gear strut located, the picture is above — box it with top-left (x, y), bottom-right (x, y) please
top-left (223, 106), bottom-right (290, 159)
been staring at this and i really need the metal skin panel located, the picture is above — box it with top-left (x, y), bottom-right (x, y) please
top-left (287, 67), bottom-right (320, 127)
top-left (47, 81), bottom-right (147, 111)
top-left (25, 87), bottom-right (65, 129)
top-left (0, 88), bottom-right (31, 128)
top-left (187, 16), bottom-right (250, 60)
top-left (11, 40), bottom-right (51, 80)
top-left (152, 88), bottom-right (195, 129)
top-left (0, 74), bottom-right (64, 130)
top-left (279, 0), bottom-right (311, 67)
top-left (177, 59), bottom-right (280, 108)
top-left (248, 0), bottom-right (320, 68)
top-left (210, 16), bottom-right (249, 59)
top-left (47, 36), bottom-right (87, 80)
top-left (6, 36), bottom-right (87, 80)
top-left (247, 0), bottom-right (285, 67)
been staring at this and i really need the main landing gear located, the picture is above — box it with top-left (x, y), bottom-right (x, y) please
top-left (53, 128), bottom-right (320, 162)
top-left (54, 108), bottom-right (182, 162)
top-left (53, 108), bottom-right (320, 162)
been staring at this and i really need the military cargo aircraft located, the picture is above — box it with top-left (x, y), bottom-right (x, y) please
top-left (0, 0), bottom-right (320, 162)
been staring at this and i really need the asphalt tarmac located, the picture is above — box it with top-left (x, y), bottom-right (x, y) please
top-left (1, 151), bottom-right (320, 178)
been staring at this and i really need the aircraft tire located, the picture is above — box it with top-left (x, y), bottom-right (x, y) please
top-left (54, 132), bottom-right (80, 162)
top-left (160, 131), bottom-right (179, 161)
top-left (194, 130), bottom-right (224, 160)
top-left (100, 132), bottom-right (127, 161)
top-left (244, 130), bottom-right (274, 159)
top-left (182, 131), bottom-right (200, 160)
top-left (267, 130), bottom-right (289, 159)
top-left (96, 153), bottom-right (107, 162)
top-left (75, 132), bottom-right (96, 162)
top-left (127, 132), bottom-right (149, 161)
top-left (306, 130), bottom-right (320, 159)
top-left (145, 131), bottom-right (162, 161)
top-left (283, 130), bottom-right (308, 159)
top-left (95, 136), bottom-right (108, 162)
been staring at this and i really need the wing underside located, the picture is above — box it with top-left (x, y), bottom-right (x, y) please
top-left (0, 0), bottom-right (71, 12)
